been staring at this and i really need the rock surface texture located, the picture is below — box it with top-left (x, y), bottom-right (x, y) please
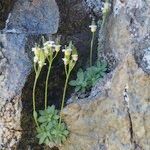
top-left (0, 0), bottom-right (59, 149)
top-left (60, 0), bottom-right (150, 150)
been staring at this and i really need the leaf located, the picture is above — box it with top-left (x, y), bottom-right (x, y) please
top-left (63, 130), bottom-right (69, 136)
top-left (100, 72), bottom-right (106, 77)
top-left (39, 110), bottom-right (45, 116)
top-left (39, 133), bottom-right (47, 144)
top-left (75, 86), bottom-right (81, 92)
top-left (69, 80), bottom-right (77, 86)
top-left (61, 135), bottom-right (67, 142)
top-left (38, 116), bottom-right (47, 123)
top-left (44, 138), bottom-right (50, 145)
top-left (81, 87), bottom-right (86, 93)
top-left (77, 69), bottom-right (84, 81)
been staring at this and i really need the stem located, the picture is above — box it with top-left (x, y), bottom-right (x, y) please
top-left (32, 75), bottom-right (39, 127)
top-left (45, 61), bottom-right (52, 110)
top-left (90, 32), bottom-right (95, 66)
top-left (59, 71), bottom-right (70, 125)
top-left (99, 14), bottom-right (107, 34)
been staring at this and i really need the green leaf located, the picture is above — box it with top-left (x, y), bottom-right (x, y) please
top-left (81, 87), bottom-right (86, 93)
top-left (77, 69), bottom-right (84, 81)
top-left (75, 86), bottom-right (81, 92)
top-left (63, 130), bottom-right (69, 136)
top-left (39, 133), bottom-right (47, 144)
top-left (38, 116), bottom-right (47, 123)
top-left (39, 110), bottom-right (45, 116)
top-left (44, 138), bottom-right (50, 145)
top-left (69, 80), bottom-right (77, 86)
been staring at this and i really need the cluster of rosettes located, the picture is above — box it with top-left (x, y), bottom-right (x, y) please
top-left (32, 41), bottom-right (61, 68)
top-left (62, 42), bottom-right (78, 66)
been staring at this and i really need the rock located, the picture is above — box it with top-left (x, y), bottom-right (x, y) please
top-left (84, 0), bottom-right (103, 16)
top-left (0, 0), bottom-right (59, 149)
top-left (5, 0), bottom-right (59, 34)
top-left (0, 0), bottom-right (16, 29)
top-left (60, 0), bottom-right (150, 149)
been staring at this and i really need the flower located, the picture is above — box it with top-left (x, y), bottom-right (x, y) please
top-left (89, 25), bottom-right (97, 33)
top-left (38, 61), bottom-right (46, 68)
top-left (54, 44), bottom-right (61, 52)
top-left (44, 41), bottom-right (55, 47)
top-left (32, 47), bottom-right (39, 56)
top-left (102, 2), bottom-right (111, 14)
top-left (34, 56), bottom-right (38, 63)
top-left (44, 48), bottom-right (49, 55)
top-left (62, 48), bottom-right (72, 56)
top-left (89, 19), bottom-right (97, 33)
top-left (72, 54), bottom-right (78, 61)
top-left (62, 58), bottom-right (69, 65)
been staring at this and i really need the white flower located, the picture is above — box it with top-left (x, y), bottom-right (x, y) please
top-left (32, 47), bottom-right (39, 56)
top-left (34, 56), bottom-right (38, 63)
top-left (102, 2), bottom-right (111, 14)
top-left (62, 48), bottom-right (72, 56)
top-left (44, 48), bottom-right (49, 55)
top-left (62, 58), bottom-right (69, 65)
top-left (54, 44), bottom-right (61, 52)
top-left (89, 25), bottom-right (97, 33)
top-left (44, 41), bottom-right (55, 47)
top-left (38, 61), bottom-right (46, 68)
top-left (72, 54), bottom-right (78, 61)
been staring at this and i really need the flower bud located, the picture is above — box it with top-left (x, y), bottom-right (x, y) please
top-left (34, 56), bottom-right (38, 63)
top-left (62, 48), bottom-right (72, 56)
top-left (72, 54), bottom-right (78, 61)
top-left (44, 41), bottom-right (55, 47)
top-left (32, 47), bottom-right (39, 56)
top-left (62, 58), bottom-right (69, 65)
top-left (44, 48), bottom-right (49, 55)
top-left (38, 61), bottom-right (46, 68)
top-left (102, 2), bottom-right (111, 14)
top-left (54, 45), bottom-right (61, 52)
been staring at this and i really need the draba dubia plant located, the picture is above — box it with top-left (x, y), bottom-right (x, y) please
top-left (32, 40), bottom-right (78, 147)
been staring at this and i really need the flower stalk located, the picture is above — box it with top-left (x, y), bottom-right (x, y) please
top-left (59, 42), bottom-right (78, 125)
top-left (89, 19), bottom-right (97, 66)
top-left (44, 41), bottom-right (60, 110)
top-left (32, 46), bottom-right (46, 127)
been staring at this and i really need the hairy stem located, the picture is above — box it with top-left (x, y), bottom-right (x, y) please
top-left (45, 62), bottom-right (52, 110)
top-left (90, 32), bottom-right (95, 66)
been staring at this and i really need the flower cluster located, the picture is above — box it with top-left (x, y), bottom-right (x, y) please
top-left (32, 46), bottom-right (46, 68)
top-left (102, 0), bottom-right (111, 15)
top-left (32, 40), bottom-right (61, 69)
top-left (62, 42), bottom-right (78, 68)
top-left (89, 19), bottom-right (97, 33)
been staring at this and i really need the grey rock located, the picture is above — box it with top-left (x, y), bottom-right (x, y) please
top-left (0, 0), bottom-right (59, 148)
top-left (84, 0), bottom-right (103, 16)
top-left (5, 0), bottom-right (59, 34)
top-left (60, 0), bottom-right (150, 149)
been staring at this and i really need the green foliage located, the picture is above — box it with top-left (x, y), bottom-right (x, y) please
top-left (32, 41), bottom-right (77, 147)
top-left (36, 105), bottom-right (69, 147)
top-left (69, 61), bottom-right (107, 93)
